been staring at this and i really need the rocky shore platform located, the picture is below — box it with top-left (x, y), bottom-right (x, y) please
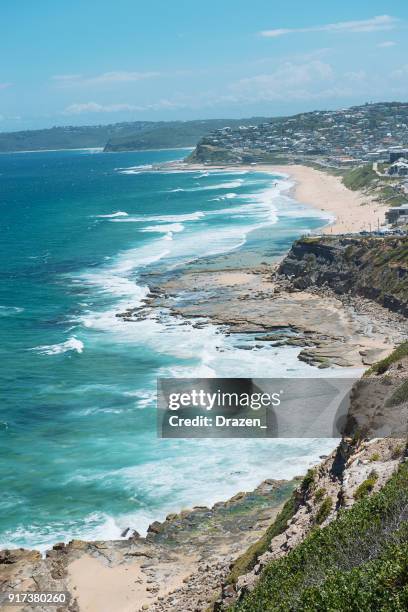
top-left (119, 263), bottom-right (406, 370)
top-left (0, 479), bottom-right (297, 612)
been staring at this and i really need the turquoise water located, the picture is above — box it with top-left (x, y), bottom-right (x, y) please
top-left (0, 148), bottom-right (337, 550)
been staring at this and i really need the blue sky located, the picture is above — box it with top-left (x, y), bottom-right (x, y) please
top-left (1, 0), bottom-right (408, 131)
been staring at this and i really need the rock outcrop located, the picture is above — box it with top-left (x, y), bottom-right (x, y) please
top-left (213, 352), bottom-right (408, 610)
top-left (278, 235), bottom-right (408, 317)
top-left (215, 433), bottom-right (406, 609)
top-left (0, 480), bottom-right (296, 612)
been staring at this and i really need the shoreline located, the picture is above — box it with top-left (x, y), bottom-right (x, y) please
top-left (177, 161), bottom-right (387, 234)
top-left (272, 164), bottom-right (386, 235)
top-left (1, 161), bottom-right (396, 551)
top-left (1, 157), bottom-right (405, 611)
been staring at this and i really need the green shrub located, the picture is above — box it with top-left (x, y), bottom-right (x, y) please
top-left (385, 380), bottom-right (408, 408)
top-left (354, 471), bottom-right (379, 500)
top-left (367, 342), bottom-right (408, 375)
top-left (299, 539), bottom-right (408, 611)
top-left (300, 468), bottom-right (316, 495)
top-left (391, 444), bottom-right (404, 460)
top-left (232, 462), bottom-right (408, 611)
top-left (314, 497), bottom-right (333, 525)
top-left (369, 453), bottom-right (380, 462)
top-left (314, 487), bottom-right (326, 503)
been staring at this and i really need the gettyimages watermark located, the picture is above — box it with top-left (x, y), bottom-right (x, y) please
top-left (157, 377), bottom-right (408, 439)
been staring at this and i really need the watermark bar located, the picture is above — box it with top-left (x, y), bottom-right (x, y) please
top-left (157, 377), bottom-right (408, 439)
top-left (0, 592), bottom-right (70, 607)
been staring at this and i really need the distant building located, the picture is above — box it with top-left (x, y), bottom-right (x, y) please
top-left (385, 203), bottom-right (408, 224)
top-left (389, 150), bottom-right (408, 163)
top-left (388, 160), bottom-right (408, 177)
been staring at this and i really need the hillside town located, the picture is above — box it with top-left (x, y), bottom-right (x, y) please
top-left (191, 102), bottom-right (408, 231)
top-left (198, 102), bottom-right (408, 164)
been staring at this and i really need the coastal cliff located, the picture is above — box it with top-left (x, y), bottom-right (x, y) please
top-left (279, 234), bottom-right (408, 317)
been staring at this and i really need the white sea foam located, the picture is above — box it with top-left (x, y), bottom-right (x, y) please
top-left (96, 211), bottom-right (128, 218)
top-left (80, 177), bottom-right (287, 331)
top-left (123, 389), bottom-right (156, 409)
top-left (191, 179), bottom-right (244, 191)
top-left (57, 422), bottom-right (349, 541)
top-left (0, 513), bottom-right (124, 553)
top-left (19, 434), bottom-right (317, 547)
top-left (61, 170), bottom-right (338, 543)
top-left (111, 211), bottom-right (204, 223)
top-left (0, 305), bottom-right (24, 316)
top-left (78, 172), bottom-right (328, 339)
top-left (210, 192), bottom-right (238, 201)
top-left (141, 223), bottom-right (184, 234)
top-left (117, 164), bottom-right (153, 174)
top-left (31, 336), bottom-right (84, 355)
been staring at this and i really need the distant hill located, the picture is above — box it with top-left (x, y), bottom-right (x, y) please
top-left (0, 118), bottom-right (267, 153)
top-left (0, 122), bottom-right (155, 153)
top-left (103, 118), bottom-right (268, 152)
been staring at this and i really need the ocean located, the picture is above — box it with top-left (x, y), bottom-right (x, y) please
top-left (0, 147), bottom-right (339, 550)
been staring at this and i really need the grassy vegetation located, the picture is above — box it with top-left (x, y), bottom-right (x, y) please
top-left (392, 445), bottom-right (404, 460)
top-left (0, 122), bottom-right (165, 152)
top-left (340, 164), bottom-right (407, 207)
top-left (385, 380), bottom-right (408, 408)
top-left (378, 185), bottom-right (408, 207)
top-left (226, 469), bottom-right (319, 585)
top-left (342, 164), bottom-right (377, 190)
top-left (367, 342), bottom-right (408, 375)
top-left (186, 143), bottom-right (241, 164)
top-left (291, 235), bottom-right (408, 318)
top-left (232, 460), bottom-right (408, 612)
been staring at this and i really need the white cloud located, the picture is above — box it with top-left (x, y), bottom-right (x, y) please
top-left (53, 71), bottom-right (161, 87)
top-left (229, 60), bottom-right (334, 101)
top-left (224, 55), bottom-right (408, 107)
top-left (261, 15), bottom-right (399, 38)
top-left (63, 102), bottom-right (143, 115)
top-left (0, 82), bottom-right (12, 90)
top-left (377, 41), bottom-right (397, 47)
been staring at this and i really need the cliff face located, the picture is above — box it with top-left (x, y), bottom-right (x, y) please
top-left (216, 349), bottom-right (408, 610)
top-left (278, 235), bottom-right (408, 317)
top-left (185, 143), bottom-right (242, 164)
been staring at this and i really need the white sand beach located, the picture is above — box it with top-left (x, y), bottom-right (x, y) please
top-left (270, 164), bottom-right (386, 234)
top-left (183, 162), bottom-right (386, 234)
